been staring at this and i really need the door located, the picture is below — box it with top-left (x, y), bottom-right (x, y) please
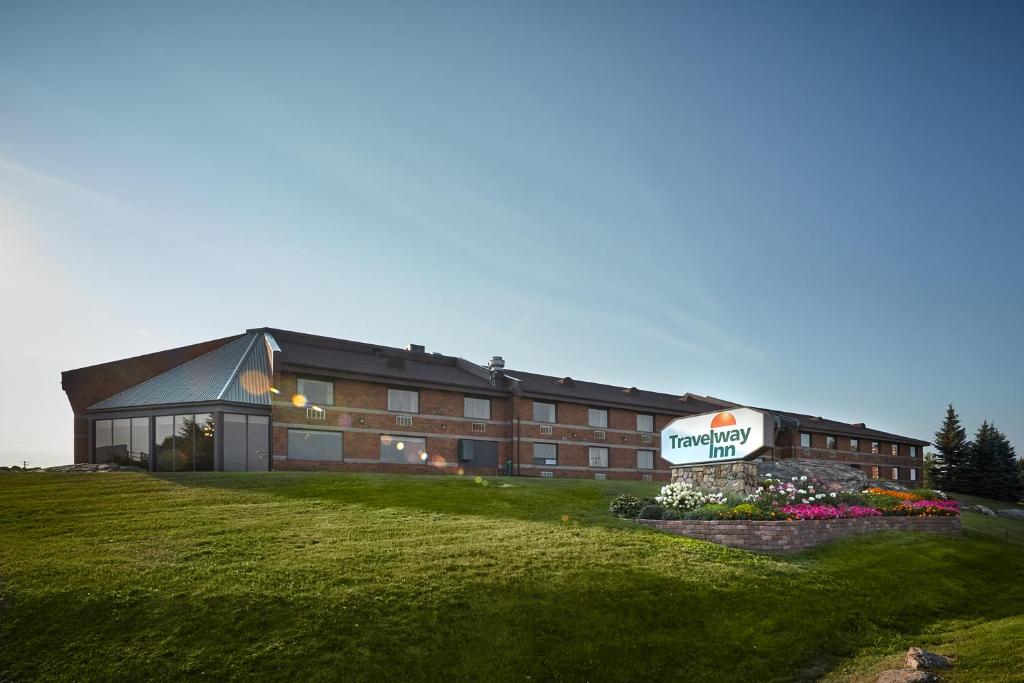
top-left (247, 415), bottom-right (269, 471)
top-left (224, 413), bottom-right (270, 471)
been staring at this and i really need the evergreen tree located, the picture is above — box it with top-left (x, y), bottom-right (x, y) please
top-left (962, 421), bottom-right (1022, 501)
top-left (989, 424), bottom-right (1021, 501)
top-left (932, 404), bottom-right (968, 491)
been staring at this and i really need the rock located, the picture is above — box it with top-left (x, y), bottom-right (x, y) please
top-left (996, 509), bottom-right (1024, 520)
top-left (44, 463), bottom-right (146, 473)
top-left (868, 480), bottom-right (912, 492)
top-left (876, 670), bottom-right (939, 683)
top-left (757, 458), bottom-right (868, 492)
top-left (906, 647), bottom-right (952, 670)
top-left (671, 461), bottom-right (758, 494)
top-left (969, 504), bottom-right (996, 516)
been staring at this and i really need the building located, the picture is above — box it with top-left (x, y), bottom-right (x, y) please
top-left (61, 327), bottom-right (929, 484)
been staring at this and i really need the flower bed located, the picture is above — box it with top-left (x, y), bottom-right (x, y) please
top-left (612, 475), bottom-right (961, 550)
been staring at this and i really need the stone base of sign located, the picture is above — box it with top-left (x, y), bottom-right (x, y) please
top-left (637, 516), bottom-right (961, 553)
top-left (671, 461), bottom-right (759, 495)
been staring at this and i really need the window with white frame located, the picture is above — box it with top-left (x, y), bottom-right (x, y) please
top-left (871, 441), bottom-right (880, 454)
top-left (892, 467), bottom-right (899, 480)
top-left (533, 442), bottom-right (557, 466)
top-left (587, 408), bottom-right (608, 429)
top-left (464, 397), bottom-right (491, 420)
top-left (387, 388), bottom-right (419, 413)
top-left (297, 378), bottom-right (333, 406)
top-left (891, 443), bottom-right (899, 456)
top-left (850, 438), bottom-right (860, 451)
top-left (800, 432), bottom-right (811, 448)
top-left (870, 466), bottom-right (880, 478)
top-left (588, 447), bottom-right (608, 468)
top-left (910, 468), bottom-right (917, 481)
top-left (637, 414), bottom-right (654, 433)
top-left (909, 446), bottom-right (917, 458)
top-left (533, 401), bottom-right (556, 423)
top-left (637, 449), bottom-right (655, 469)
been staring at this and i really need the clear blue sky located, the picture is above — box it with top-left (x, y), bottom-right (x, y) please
top-left (1, 1), bottom-right (1021, 467)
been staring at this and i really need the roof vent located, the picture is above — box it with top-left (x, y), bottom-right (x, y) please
top-left (386, 356), bottom-right (406, 369)
top-left (559, 376), bottom-right (575, 386)
top-left (623, 386), bottom-right (638, 394)
top-left (810, 416), bottom-right (822, 422)
top-left (407, 344), bottom-right (425, 353)
top-left (488, 356), bottom-right (505, 371)
top-left (852, 422), bottom-right (866, 428)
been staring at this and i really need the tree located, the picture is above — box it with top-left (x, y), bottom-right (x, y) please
top-left (962, 421), bottom-right (1021, 501)
top-left (932, 404), bottom-right (968, 491)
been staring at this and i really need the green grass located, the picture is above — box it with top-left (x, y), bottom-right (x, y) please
top-left (1, 473), bottom-right (1022, 682)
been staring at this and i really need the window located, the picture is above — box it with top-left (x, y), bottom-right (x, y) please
top-left (533, 442), bottom-right (557, 466)
top-left (891, 444), bottom-right (899, 456)
top-left (297, 378), bottom-right (333, 406)
top-left (457, 440), bottom-right (499, 467)
top-left (826, 435), bottom-right (837, 450)
top-left (94, 417), bottom-right (151, 469)
top-left (910, 446), bottom-right (917, 458)
top-left (380, 435), bottom-right (427, 464)
top-left (892, 467), bottom-right (899, 480)
top-left (800, 432), bottom-right (811, 448)
top-left (637, 414), bottom-right (654, 433)
top-left (850, 438), bottom-right (860, 452)
top-left (224, 413), bottom-right (270, 472)
top-left (387, 388), bottom-right (419, 413)
top-left (871, 441), bottom-right (880, 454)
top-left (588, 447), bottom-right (608, 468)
top-left (153, 414), bottom-right (215, 472)
top-left (533, 401), bottom-right (556, 423)
top-left (910, 468), bottom-right (917, 482)
top-left (464, 397), bottom-right (491, 420)
top-left (870, 466), bottom-right (880, 478)
top-left (587, 408), bottom-right (608, 429)
top-left (637, 449), bottom-right (655, 469)
top-left (288, 429), bottom-right (343, 461)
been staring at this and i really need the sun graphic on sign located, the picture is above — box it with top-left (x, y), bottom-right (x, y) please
top-left (710, 411), bottom-right (737, 428)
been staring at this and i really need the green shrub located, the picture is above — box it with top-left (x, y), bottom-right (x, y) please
top-left (609, 494), bottom-right (642, 518)
top-left (682, 504), bottom-right (730, 520)
top-left (637, 503), bottom-right (664, 520)
top-left (719, 503), bottom-right (782, 520)
top-left (662, 508), bottom-right (684, 520)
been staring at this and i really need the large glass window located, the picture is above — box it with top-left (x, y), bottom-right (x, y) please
top-left (297, 378), bottom-right (333, 406)
top-left (637, 449), bottom-right (655, 469)
top-left (533, 442), bottom-right (557, 465)
top-left (288, 429), bottom-right (343, 461)
top-left (387, 388), bottom-right (419, 413)
top-left (131, 418), bottom-right (150, 467)
top-left (533, 401), bottom-right (556, 423)
top-left (94, 418), bottom-right (150, 468)
top-left (195, 413), bottom-right (215, 471)
top-left (464, 397), bottom-right (491, 420)
top-left (154, 414), bottom-right (216, 472)
top-left (95, 420), bottom-right (113, 462)
top-left (156, 416), bottom-right (174, 471)
top-left (588, 447), bottom-right (608, 468)
top-left (637, 414), bottom-right (654, 433)
top-left (224, 414), bottom-right (269, 472)
top-left (380, 435), bottom-right (427, 464)
top-left (587, 408), bottom-right (608, 429)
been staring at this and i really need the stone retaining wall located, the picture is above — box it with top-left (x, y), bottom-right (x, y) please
top-left (671, 461), bottom-right (759, 494)
top-left (637, 516), bottom-right (961, 552)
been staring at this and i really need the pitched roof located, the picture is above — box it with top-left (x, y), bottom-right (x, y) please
top-left (89, 332), bottom-right (273, 410)
top-left (757, 408), bottom-right (930, 446)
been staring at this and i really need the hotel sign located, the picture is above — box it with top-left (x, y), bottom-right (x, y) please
top-left (661, 408), bottom-right (774, 466)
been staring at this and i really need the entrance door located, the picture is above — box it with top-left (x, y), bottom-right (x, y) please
top-left (247, 415), bottom-right (269, 471)
top-left (224, 413), bottom-right (270, 471)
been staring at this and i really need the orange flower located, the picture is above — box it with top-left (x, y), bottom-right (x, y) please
top-left (866, 487), bottom-right (916, 500)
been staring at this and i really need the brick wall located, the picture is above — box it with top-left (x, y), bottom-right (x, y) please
top-left (637, 516), bottom-right (961, 552)
top-left (773, 428), bottom-right (925, 487)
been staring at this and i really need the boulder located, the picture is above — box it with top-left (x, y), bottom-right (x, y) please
top-left (996, 509), bottom-right (1024, 521)
top-left (44, 464), bottom-right (146, 473)
top-left (868, 480), bottom-right (912, 492)
top-left (757, 458), bottom-right (868, 492)
top-left (876, 670), bottom-right (938, 683)
top-left (969, 504), bottom-right (996, 516)
top-left (906, 647), bottom-right (952, 670)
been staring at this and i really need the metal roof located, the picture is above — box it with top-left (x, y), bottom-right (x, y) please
top-left (89, 332), bottom-right (274, 410)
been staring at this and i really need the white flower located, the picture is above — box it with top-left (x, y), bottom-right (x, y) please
top-left (800, 475), bottom-right (808, 481)
top-left (829, 492), bottom-right (837, 498)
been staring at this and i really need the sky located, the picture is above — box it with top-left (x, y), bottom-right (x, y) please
top-left (1, 0), bottom-right (1022, 468)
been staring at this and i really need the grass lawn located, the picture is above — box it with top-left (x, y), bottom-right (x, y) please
top-left (1, 473), bottom-right (1022, 682)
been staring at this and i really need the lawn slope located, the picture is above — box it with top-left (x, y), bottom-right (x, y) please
top-left (1, 473), bottom-right (1022, 682)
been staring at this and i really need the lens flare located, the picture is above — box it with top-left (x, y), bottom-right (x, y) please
top-left (269, 387), bottom-right (281, 395)
top-left (396, 442), bottom-right (405, 451)
top-left (239, 369), bottom-right (269, 396)
top-left (381, 435), bottom-right (393, 446)
top-left (291, 393), bottom-right (308, 408)
top-left (561, 514), bottom-right (570, 522)
top-left (474, 476), bottom-right (482, 484)
top-left (457, 468), bottom-right (465, 476)
top-left (419, 451), bottom-right (428, 461)
top-left (429, 454), bottom-right (446, 468)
